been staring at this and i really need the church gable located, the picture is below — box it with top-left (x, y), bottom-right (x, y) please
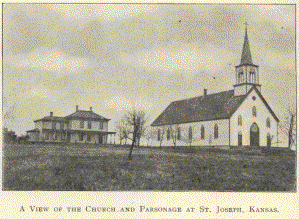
top-left (230, 86), bottom-right (279, 147)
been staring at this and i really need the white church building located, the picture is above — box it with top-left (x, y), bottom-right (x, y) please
top-left (150, 27), bottom-right (279, 148)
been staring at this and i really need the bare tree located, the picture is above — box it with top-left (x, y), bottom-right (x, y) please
top-left (168, 124), bottom-right (180, 147)
top-left (279, 109), bottom-right (297, 150)
top-left (181, 125), bottom-right (197, 149)
top-left (144, 126), bottom-right (155, 147)
top-left (120, 109), bottom-right (147, 160)
top-left (157, 127), bottom-right (166, 148)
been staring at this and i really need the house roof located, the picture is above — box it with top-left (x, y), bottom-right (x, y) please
top-left (151, 86), bottom-right (279, 127)
top-left (34, 116), bottom-right (66, 122)
top-left (65, 110), bottom-right (110, 121)
top-left (26, 128), bottom-right (39, 133)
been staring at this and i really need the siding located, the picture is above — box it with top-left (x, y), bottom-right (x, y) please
top-left (150, 119), bottom-right (229, 147)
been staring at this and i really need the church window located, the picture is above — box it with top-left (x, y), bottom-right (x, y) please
top-left (188, 127), bottom-right (193, 140)
top-left (157, 129), bottom-right (161, 141)
top-left (238, 132), bottom-right (242, 146)
top-left (266, 117), bottom-right (271, 128)
top-left (252, 106), bottom-right (257, 117)
top-left (252, 96), bottom-right (256, 101)
top-left (167, 129), bottom-right (170, 140)
top-left (238, 115), bottom-right (242, 126)
top-left (201, 125), bottom-right (205, 139)
top-left (214, 124), bottom-right (218, 139)
top-left (80, 120), bottom-right (84, 128)
top-left (238, 71), bottom-right (244, 83)
top-left (177, 127), bottom-right (181, 140)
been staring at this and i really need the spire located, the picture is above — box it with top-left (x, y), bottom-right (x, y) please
top-left (240, 24), bottom-right (253, 65)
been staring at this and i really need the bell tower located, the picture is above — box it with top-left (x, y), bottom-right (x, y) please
top-left (234, 24), bottom-right (261, 96)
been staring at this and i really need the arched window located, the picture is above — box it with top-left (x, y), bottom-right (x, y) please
top-left (177, 127), bottom-right (181, 140)
top-left (238, 115), bottom-right (242, 126)
top-left (167, 128), bottom-right (170, 140)
top-left (266, 117), bottom-right (271, 128)
top-left (238, 131), bottom-right (242, 146)
top-left (267, 133), bottom-right (272, 147)
top-left (201, 125), bottom-right (205, 139)
top-left (157, 129), bottom-right (161, 141)
top-left (252, 106), bottom-right (257, 117)
top-left (188, 127), bottom-right (192, 140)
top-left (214, 124), bottom-right (218, 139)
top-left (238, 71), bottom-right (244, 83)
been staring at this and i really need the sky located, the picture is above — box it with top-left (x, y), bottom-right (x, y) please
top-left (3, 4), bottom-right (296, 138)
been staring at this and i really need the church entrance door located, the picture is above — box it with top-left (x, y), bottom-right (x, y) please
top-left (250, 123), bottom-right (259, 147)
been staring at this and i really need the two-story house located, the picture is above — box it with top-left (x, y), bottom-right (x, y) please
top-left (27, 106), bottom-right (115, 144)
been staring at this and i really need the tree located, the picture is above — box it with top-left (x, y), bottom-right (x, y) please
top-left (182, 125), bottom-right (197, 149)
top-left (279, 109), bottom-right (297, 150)
top-left (144, 126), bottom-right (155, 147)
top-left (168, 124), bottom-right (180, 147)
top-left (157, 126), bottom-right (166, 148)
top-left (120, 109), bottom-right (147, 160)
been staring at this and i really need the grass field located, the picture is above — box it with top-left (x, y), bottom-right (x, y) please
top-left (2, 143), bottom-right (296, 191)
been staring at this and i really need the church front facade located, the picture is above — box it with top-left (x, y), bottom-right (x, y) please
top-left (150, 27), bottom-right (279, 148)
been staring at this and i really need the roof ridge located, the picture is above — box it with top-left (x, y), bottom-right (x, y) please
top-left (172, 89), bottom-right (234, 103)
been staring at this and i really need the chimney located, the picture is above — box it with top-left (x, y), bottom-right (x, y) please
top-left (204, 89), bottom-right (207, 96)
top-left (90, 107), bottom-right (92, 111)
top-left (50, 112), bottom-right (53, 117)
top-left (76, 105), bottom-right (79, 112)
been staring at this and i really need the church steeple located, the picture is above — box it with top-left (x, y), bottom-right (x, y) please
top-left (240, 26), bottom-right (253, 65)
top-left (234, 24), bottom-right (261, 96)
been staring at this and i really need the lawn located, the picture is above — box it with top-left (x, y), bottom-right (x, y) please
top-left (2, 143), bottom-right (296, 191)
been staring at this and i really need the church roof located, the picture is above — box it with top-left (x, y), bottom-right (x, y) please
top-left (151, 86), bottom-right (279, 126)
top-left (151, 90), bottom-right (246, 126)
top-left (240, 27), bottom-right (253, 65)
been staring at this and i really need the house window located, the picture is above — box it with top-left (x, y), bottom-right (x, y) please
top-left (201, 125), bottom-right (205, 139)
top-left (53, 133), bottom-right (57, 140)
top-left (80, 120), bottom-right (84, 129)
top-left (61, 133), bottom-right (64, 140)
top-left (88, 121), bottom-right (92, 129)
top-left (45, 133), bottom-right (49, 140)
top-left (157, 129), bottom-right (161, 141)
top-left (266, 117), bottom-right (271, 128)
top-left (238, 115), bottom-right (242, 126)
top-left (214, 124), bottom-right (218, 139)
top-left (177, 127), bottom-right (181, 140)
top-left (99, 121), bottom-right (103, 130)
top-left (188, 127), bottom-right (192, 140)
top-left (87, 134), bottom-right (91, 141)
top-left (52, 122), bottom-right (56, 130)
top-left (60, 122), bottom-right (64, 130)
top-left (167, 128), bottom-right (170, 140)
top-left (79, 133), bottom-right (84, 141)
top-left (252, 106), bottom-right (257, 117)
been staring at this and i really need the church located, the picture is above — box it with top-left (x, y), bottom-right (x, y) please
top-left (150, 27), bottom-right (279, 148)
